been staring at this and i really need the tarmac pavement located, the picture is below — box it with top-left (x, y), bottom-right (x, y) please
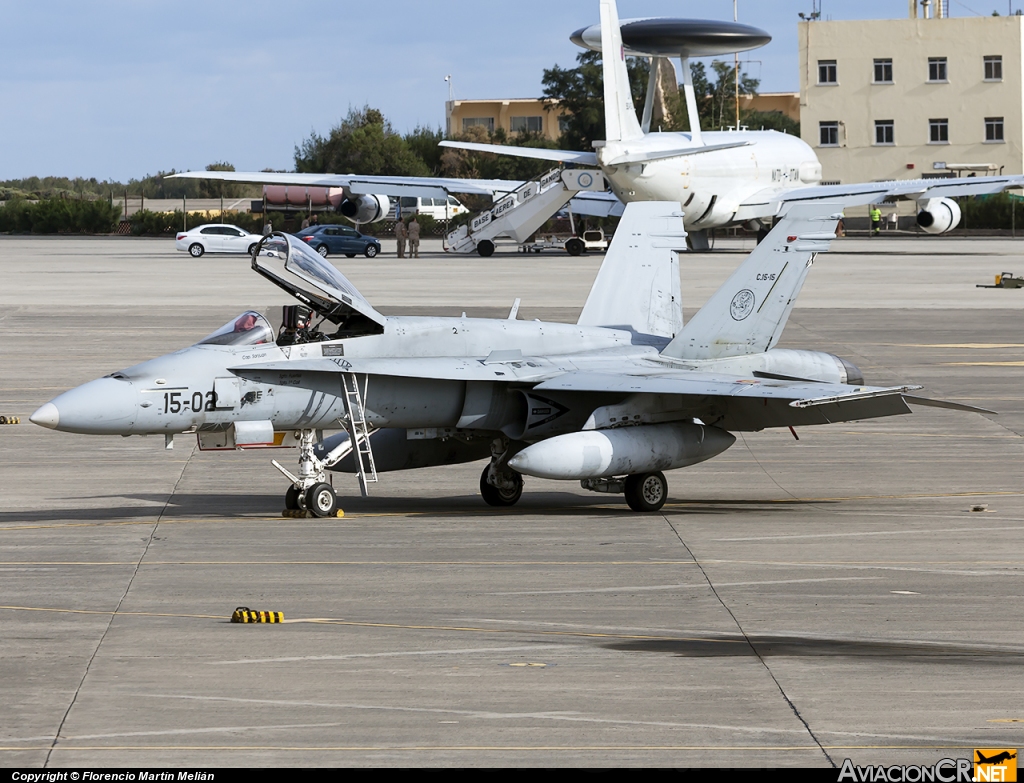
top-left (0, 234), bottom-right (1022, 767)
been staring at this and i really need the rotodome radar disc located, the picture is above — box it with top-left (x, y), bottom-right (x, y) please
top-left (570, 17), bottom-right (771, 58)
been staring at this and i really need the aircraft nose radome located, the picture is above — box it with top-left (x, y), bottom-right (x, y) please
top-left (41, 377), bottom-right (137, 434)
top-left (30, 402), bottom-right (60, 429)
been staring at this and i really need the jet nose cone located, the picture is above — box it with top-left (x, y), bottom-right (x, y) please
top-left (39, 377), bottom-right (137, 434)
top-left (30, 402), bottom-right (60, 429)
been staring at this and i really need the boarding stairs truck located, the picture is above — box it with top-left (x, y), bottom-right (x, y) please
top-left (445, 168), bottom-right (606, 256)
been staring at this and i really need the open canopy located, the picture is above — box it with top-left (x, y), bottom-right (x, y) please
top-left (252, 232), bottom-right (385, 337)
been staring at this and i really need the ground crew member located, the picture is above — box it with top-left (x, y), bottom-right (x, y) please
top-left (408, 217), bottom-right (421, 258)
top-left (395, 219), bottom-right (408, 258)
top-left (870, 205), bottom-right (882, 236)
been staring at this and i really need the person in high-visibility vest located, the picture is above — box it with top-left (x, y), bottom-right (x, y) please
top-left (870, 205), bottom-right (882, 236)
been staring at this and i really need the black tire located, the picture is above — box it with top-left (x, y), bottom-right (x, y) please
top-left (305, 482), bottom-right (338, 517)
top-left (365, 244), bottom-right (379, 258)
top-left (624, 472), bottom-right (668, 512)
top-left (284, 485), bottom-right (302, 510)
top-left (316, 245), bottom-right (329, 258)
top-left (247, 243), bottom-right (257, 256)
top-left (188, 243), bottom-right (205, 258)
top-left (345, 253), bottom-right (356, 258)
top-left (565, 238), bottom-right (584, 256)
top-left (480, 465), bottom-right (523, 507)
top-left (477, 239), bottom-right (495, 257)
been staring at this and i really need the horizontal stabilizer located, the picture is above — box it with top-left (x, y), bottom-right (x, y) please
top-left (605, 140), bottom-right (751, 166)
top-left (437, 140), bottom-right (598, 166)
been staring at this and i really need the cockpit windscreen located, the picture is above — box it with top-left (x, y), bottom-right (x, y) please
top-left (196, 311), bottom-right (274, 346)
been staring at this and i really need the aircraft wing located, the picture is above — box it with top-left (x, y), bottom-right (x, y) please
top-left (167, 170), bottom-right (528, 198)
top-left (740, 174), bottom-right (1024, 218)
top-left (436, 140), bottom-right (599, 166)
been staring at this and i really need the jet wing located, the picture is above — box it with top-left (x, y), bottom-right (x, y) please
top-left (533, 371), bottom-right (989, 430)
top-left (230, 355), bottom-right (561, 390)
top-left (740, 174), bottom-right (1024, 218)
top-left (168, 170), bottom-right (526, 198)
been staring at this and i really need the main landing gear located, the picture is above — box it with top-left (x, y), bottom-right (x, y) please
top-left (581, 471), bottom-right (669, 512)
top-left (480, 436), bottom-right (523, 507)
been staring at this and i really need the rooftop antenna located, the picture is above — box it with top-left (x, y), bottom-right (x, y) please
top-left (734, 0), bottom-right (740, 131)
top-left (444, 75), bottom-right (454, 136)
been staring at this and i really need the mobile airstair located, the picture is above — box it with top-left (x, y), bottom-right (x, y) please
top-left (445, 168), bottom-right (606, 256)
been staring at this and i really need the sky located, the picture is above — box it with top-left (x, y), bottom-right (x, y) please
top-left (0, 0), bottom-right (1016, 180)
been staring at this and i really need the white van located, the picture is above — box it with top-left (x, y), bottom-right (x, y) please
top-left (396, 196), bottom-right (467, 221)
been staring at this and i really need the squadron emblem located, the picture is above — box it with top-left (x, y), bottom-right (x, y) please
top-left (730, 289), bottom-right (755, 321)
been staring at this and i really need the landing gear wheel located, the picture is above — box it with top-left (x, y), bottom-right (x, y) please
top-left (477, 239), bottom-right (495, 257)
top-left (565, 237), bottom-right (584, 256)
top-left (305, 482), bottom-right (338, 517)
top-left (624, 471), bottom-right (668, 512)
top-left (480, 465), bottom-right (523, 507)
top-left (284, 485), bottom-right (302, 510)
top-left (188, 243), bottom-right (204, 258)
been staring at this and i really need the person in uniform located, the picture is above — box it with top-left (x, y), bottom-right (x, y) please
top-left (408, 217), bottom-right (421, 258)
top-left (870, 205), bottom-right (882, 236)
top-left (395, 218), bottom-right (408, 258)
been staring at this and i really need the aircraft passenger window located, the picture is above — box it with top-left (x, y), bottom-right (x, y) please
top-left (196, 311), bottom-right (274, 346)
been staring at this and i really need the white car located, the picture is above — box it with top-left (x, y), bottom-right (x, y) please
top-left (175, 224), bottom-right (263, 258)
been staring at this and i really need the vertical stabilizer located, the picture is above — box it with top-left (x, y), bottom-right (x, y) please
top-left (578, 201), bottom-right (685, 338)
top-left (662, 204), bottom-right (841, 359)
top-left (600, 0), bottom-right (645, 142)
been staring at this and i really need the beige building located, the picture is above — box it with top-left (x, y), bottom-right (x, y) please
top-left (446, 99), bottom-right (566, 141)
top-left (799, 9), bottom-right (1024, 185)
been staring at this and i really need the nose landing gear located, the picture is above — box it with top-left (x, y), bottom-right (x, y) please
top-left (274, 429), bottom-right (353, 517)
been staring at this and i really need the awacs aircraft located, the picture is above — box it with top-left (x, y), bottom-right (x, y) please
top-left (440, 0), bottom-right (1024, 249)
top-left (31, 202), bottom-right (989, 515)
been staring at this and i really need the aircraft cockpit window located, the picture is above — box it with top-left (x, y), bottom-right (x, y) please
top-left (196, 311), bottom-right (274, 347)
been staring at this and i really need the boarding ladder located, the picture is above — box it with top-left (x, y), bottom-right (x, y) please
top-left (445, 167), bottom-right (606, 255)
top-left (341, 372), bottom-right (378, 496)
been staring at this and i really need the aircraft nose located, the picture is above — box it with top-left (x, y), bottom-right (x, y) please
top-left (32, 377), bottom-right (137, 434)
top-left (29, 402), bottom-right (60, 429)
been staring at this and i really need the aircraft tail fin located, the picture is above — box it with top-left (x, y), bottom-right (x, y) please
top-left (600, 0), bottom-right (645, 142)
top-left (578, 201), bottom-right (685, 339)
top-left (661, 204), bottom-right (842, 360)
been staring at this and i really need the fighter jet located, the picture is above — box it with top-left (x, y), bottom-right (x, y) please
top-left (31, 201), bottom-right (989, 515)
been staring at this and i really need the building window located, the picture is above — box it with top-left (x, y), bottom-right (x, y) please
top-left (818, 60), bottom-right (837, 84)
top-left (929, 118), bottom-right (949, 143)
top-left (928, 57), bottom-right (948, 82)
top-left (462, 117), bottom-right (495, 132)
top-left (984, 55), bottom-right (1003, 81)
top-left (875, 120), bottom-right (895, 145)
top-left (819, 121), bottom-right (839, 146)
top-left (558, 116), bottom-right (570, 133)
top-left (985, 117), bottom-right (1004, 142)
top-left (873, 59), bottom-right (893, 83)
top-left (510, 116), bottom-right (543, 134)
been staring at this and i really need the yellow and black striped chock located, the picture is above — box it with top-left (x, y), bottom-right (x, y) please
top-left (0, 415), bottom-right (20, 425)
top-left (231, 606), bottom-right (284, 624)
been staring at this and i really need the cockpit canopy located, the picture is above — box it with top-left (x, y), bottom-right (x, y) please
top-left (252, 232), bottom-right (385, 337)
top-left (196, 311), bottom-right (274, 347)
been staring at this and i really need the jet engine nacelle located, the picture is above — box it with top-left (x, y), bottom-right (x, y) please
top-left (340, 194), bottom-right (391, 224)
top-left (916, 197), bottom-right (961, 234)
top-left (508, 422), bottom-right (736, 480)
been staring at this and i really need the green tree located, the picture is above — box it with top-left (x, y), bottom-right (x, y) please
top-left (404, 125), bottom-right (446, 175)
top-left (295, 106), bottom-right (430, 176)
top-left (439, 125), bottom-right (559, 187)
top-left (541, 50), bottom-right (649, 150)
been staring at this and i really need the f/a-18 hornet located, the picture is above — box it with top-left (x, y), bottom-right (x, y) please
top-left (31, 202), bottom-right (988, 515)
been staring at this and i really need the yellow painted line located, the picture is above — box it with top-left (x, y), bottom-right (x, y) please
top-left (837, 432), bottom-right (1019, 440)
top-left (0, 560), bottom-right (697, 566)
top-left (987, 719), bottom-right (1024, 723)
top-left (5, 744), bottom-right (981, 752)
top-left (941, 361), bottom-right (1024, 367)
top-left (0, 605), bottom-right (226, 620)
top-left (891, 343), bottom-right (1024, 349)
